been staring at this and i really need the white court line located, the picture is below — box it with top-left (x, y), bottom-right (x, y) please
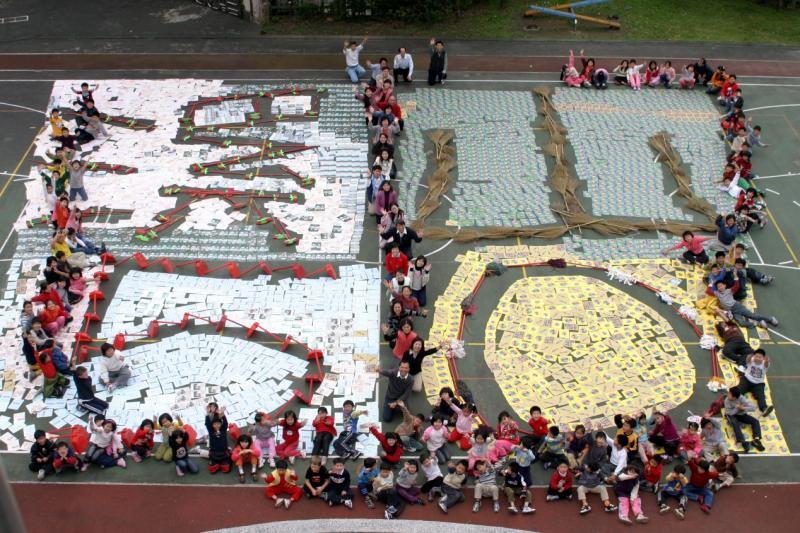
top-left (749, 262), bottom-right (800, 270)
top-left (747, 234), bottom-right (765, 265)
top-left (745, 104), bottom-right (800, 112)
top-left (767, 328), bottom-right (800, 347)
top-left (779, 260), bottom-right (794, 265)
top-left (793, 201), bottom-right (800, 208)
top-left (0, 100), bottom-right (47, 115)
top-left (0, 200), bottom-right (29, 256)
top-left (755, 173), bottom-right (800, 181)
top-left (765, 188), bottom-right (780, 195)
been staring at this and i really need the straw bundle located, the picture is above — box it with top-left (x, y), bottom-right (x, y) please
top-left (649, 131), bottom-right (718, 223)
top-left (414, 129), bottom-right (456, 227)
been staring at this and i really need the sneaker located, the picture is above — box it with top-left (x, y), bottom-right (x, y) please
top-left (438, 501), bottom-right (448, 514)
top-left (131, 452), bottom-right (142, 463)
top-left (80, 463), bottom-right (89, 472)
top-left (752, 438), bottom-right (765, 452)
top-left (37, 469), bottom-right (45, 481)
top-left (274, 498), bottom-right (285, 508)
top-left (758, 319), bottom-right (769, 329)
top-left (546, 494), bottom-right (559, 502)
top-left (711, 482), bottom-right (720, 493)
top-left (567, 493), bottom-right (573, 501)
top-left (542, 462), bottom-right (552, 470)
top-left (284, 499), bottom-right (292, 509)
top-left (415, 497), bottom-right (425, 505)
top-left (386, 505), bottom-right (397, 517)
top-left (619, 516), bottom-right (632, 525)
top-left (605, 503), bottom-right (617, 512)
top-left (636, 514), bottom-right (649, 524)
top-left (762, 406), bottom-right (775, 417)
top-left (741, 441), bottom-right (752, 454)
top-left (269, 457), bottom-right (276, 468)
top-left (522, 503), bottom-right (535, 514)
top-left (762, 276), bottom-right (774, 285)
top-left (320, 456), bottom-right (327, 466)
top-left (659, 504), bottom-right (671, 514)
top-left (116, 458), bottom-right (127, 468)
top-left (428, 492), bottom-right (434, 502)
top-left (384, 510), bottom-right (393, 520)
top-left (472, 500), bottom-right (481, 513)
top-left (508, 504), bottom-right (519, 514)
top-left (580, 504), bottom-right (591, 515)
top-left (258, 457), bottom-right (265, 469)
top-left (493, 500), bottom-right (500, 513)
top-left (700, 504), bottom-right (711, 514)
top-left (176, 465), bottom-right (185, 477)
top-left (365, 496), bottom-right (375, 509)
top-left (675, 507), bottom-right (685, 520)
top-left (289, 456), bottom-right (295, 465)
top-left (770, 317), bottom-right (779, 326)
top-left (328, 499), bottom-right (334, 507)
top-left (344, 499), bottom-right (353, 509)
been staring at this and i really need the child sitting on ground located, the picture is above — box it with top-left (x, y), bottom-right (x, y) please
top-left (264, 459), bottom-right (302, 509)
top-left (678, 421), bottom-right (702, 462)
top-left (711, 452), bottom-right (739, 491)
top-left (658, 463), bottom-right (689, 519)
top-left (525, 405), bottom-right (550, 450)
top-left (332, 400), bottom-right (367, 460)
top-left (130, 419), bottom-right (155, 463)
top-left (85, 416), bottom-right (126, 469)
top-left (205, 406), bottom-right (231, 474)
top-left (576, 461), bottom-right (616, 515)
top-left (53, 441), bottom-right (84, 474)
top-left (303, 455), bottom-right (329, 499)
top-left (420, 452), bottom-right (444, 501)
top-left (438, 459), bottom-right (469, 514)
top-left (368, 424), bottom-right (403, 465)
top-left (565, 423), bottom-right (591, 468)
top-left (30, 430), bottom-right (55, 480)
top-left (472, 460), bottom-right (501, 513)
top-left (445, 398), bottom-right (477, 451)
top-left (373, 461), bottom-right (405, 520)
top-left (311, 406), bottom-right (337, 466)
top-left (170, 429), bottom-right (198, 476)
top-left (685, 458), bottom-right (718, 513)
top-left (249, 411), bottom-right (277, 468)
top-left (546, 462), bottom-right (574, 502)
top-left (232, 434), bottom-right (261, 483)
top-left (395, 459), bottom-right (425, 505)
top-left (357, 458), bottom-right (379, 508)
top-left (539, 425), bottom-right (567, 470)
top-left (276, 410), bottom-right (306, 464)
top-left (326, 457), bottom-right (353, 508)
top-left (467, 427), bottom-right (494, 472)
top-left (431, 386), bottom-right (461, 426)
top-left (154, 413), bottom-right (182, 462)
top-left (73, 366), bottom-right (108, 416)
top-left (640, 454), bottom-right (663, 493)
top-left (503, 461), bottom-right (535, 514)
top-left (616, 464), bottom-right (648, 524)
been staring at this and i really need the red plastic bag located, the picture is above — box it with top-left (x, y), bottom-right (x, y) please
top-left (119, 428), bottom-right (135, 449)
top-left (49, 425), bottom-right (90, 454)
top-left (229, 423), bottom-right (241, 442)
top-left (183, 424), bottom-right (197, 447)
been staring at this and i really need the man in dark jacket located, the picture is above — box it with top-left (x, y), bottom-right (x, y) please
top-left (428, 38), bottom-right (447, 86)
top-left (381, 220), bottom-right (422, 258)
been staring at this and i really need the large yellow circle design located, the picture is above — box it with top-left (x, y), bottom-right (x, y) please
top-left (485, 275), bottom-right (694, 427)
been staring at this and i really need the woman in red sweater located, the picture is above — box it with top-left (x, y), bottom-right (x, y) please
top-left (383, 316), bottom-right (417, 359)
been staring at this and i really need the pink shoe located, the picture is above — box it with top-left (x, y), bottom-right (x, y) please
top-left (145, 450), bottom-right (153, 458)
top-left (116, 458), bottom-right (127, 468)
top-left (176, 465), bottom-right (185, 477)
top-left (131, 452), bottom-right (142, 463)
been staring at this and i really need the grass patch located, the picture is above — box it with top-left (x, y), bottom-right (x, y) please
top-left (262, 0), bottom-right (800, 44)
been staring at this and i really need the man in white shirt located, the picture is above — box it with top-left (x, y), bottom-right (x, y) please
top-left (343, 37), bottom-right (368, 83)
top-left (393, 47), bottom-right (414, 83)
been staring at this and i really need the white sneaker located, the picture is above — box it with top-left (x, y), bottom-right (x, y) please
top-left (289, 456), bottom-right (295, 465)
top-left (522, 503), bottom-right (535, 513)
top-left (274, 497), bottom-right (285, 508)
top-left (284, 499), bottom-right (292, 509)
top-left (508, 504), bottom-right (518, 514)
top-left (344, 499), bottom-right (353, 509)
top-left (269, 457), bottom-right (276, 468)
top-left (37, 469), bottom-right (45, 481)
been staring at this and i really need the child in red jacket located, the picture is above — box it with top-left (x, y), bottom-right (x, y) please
top-left (130, 419), bottom-right (155, 462)
top-left (232, 434), bottom-right (261, 483)
top-left (264, 459), bottom-right (302, 509)
top-left (369, 425), bottom-right (403, 464)
top-left (276, 410), bottom-right (306, 464)
top-left (640, 453), bottom-right (663, 492)
top-left (546, 462), bottom-right (573, 501)
top-left (525, 405), bottom-right (550, 450)
top-left (311, 406), bottom-right (337, 465)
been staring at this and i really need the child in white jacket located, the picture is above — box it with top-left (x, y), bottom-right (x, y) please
top-left (626, 60), bottom-right (645, 90)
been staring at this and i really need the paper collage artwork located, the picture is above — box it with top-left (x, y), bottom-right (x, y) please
top-left (425, 245), bottom-right (789, 454)
top-left (17, 80), bottom-right (369, 260)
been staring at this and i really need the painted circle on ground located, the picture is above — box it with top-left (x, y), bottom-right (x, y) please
top-left (484, 275), bottom-right (694, 427)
